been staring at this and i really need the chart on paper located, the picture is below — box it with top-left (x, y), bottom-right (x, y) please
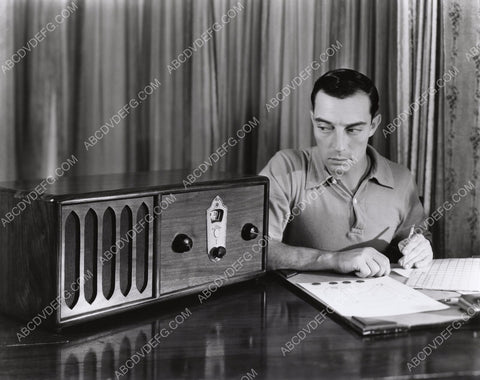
top-left (406, 258), bottom-right (480, 292)
top-left (298, 276), bottom-right (448, 318)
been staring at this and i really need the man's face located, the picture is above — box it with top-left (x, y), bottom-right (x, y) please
top-left (311, 90), bottom-right (380, 176)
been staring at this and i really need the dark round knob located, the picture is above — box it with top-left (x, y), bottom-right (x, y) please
top-left (242, 223), bottom-right (259, 240)
top-left (210, 246), bottom-right (226, 260)
top-left (172, 234), bottom-right (193, 253)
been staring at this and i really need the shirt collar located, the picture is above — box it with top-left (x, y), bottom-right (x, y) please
top-left (305, 145), bottom-right (394, 190)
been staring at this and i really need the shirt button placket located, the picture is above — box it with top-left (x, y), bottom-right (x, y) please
top-left (349, 195), bottom-right (364, 235)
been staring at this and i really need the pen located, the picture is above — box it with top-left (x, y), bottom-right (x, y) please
top-left (399, 225), bottom-right (416, 268)
top-left (440, 297), bottom-right (459, 305)
top-left (408, 225), bottom-right (415, 240)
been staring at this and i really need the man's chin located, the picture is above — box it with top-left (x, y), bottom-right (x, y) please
top-left (328, 161), bottom-right (355, 176)
top-left (330, 167), bottom-right (349, 177)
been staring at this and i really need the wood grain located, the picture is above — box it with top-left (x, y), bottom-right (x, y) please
top-left (0, 192), bottom-right (58, 326)
top-left (159, 185), bottom-right (266, 294)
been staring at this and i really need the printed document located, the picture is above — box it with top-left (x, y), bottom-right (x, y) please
top-left (298, 276), bottom-right (448, 318)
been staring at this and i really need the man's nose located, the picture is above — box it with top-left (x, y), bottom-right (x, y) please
top-left (333, 130), bottom-right (346, 152)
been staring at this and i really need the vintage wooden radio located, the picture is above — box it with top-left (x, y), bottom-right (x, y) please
top-left (0, 171), bottom-right (268, 328)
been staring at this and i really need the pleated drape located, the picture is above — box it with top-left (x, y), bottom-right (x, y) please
top-left (395, 0), bottom-right (438, 214)
top-left (10, 0), bottom-right (75, 180)
top-left (0, 0), bottom-right (398, 182)
top-left (0, 0), bottom-right (15, 181)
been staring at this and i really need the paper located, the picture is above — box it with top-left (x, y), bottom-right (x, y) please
top-left (406, 258), bottom-right (480, 292)
top-left (298, 276), bottom-right (448, 318)
top-left (392, 268), bottom-right (414, 278)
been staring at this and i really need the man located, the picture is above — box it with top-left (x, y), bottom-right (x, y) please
top-left (260, 68), bottom-right (433, 278)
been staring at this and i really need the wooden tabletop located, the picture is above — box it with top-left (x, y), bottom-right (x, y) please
top-left (1, 274), bottom-right (480, 379)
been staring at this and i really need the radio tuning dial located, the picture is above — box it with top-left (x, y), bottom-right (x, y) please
top-left (172, 234), bottom-right (193, 253)
top-left (207, 196), bottom-right (227, 261)
top-left (210, 246), bottom-right (226, 260)
top-left (241, 223), bottom-right (259, 240)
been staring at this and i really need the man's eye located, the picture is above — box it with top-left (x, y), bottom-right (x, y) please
top-left (316, 125), bottom-right (332, 131)
top-left (347, 128), bottom-right (362, 134)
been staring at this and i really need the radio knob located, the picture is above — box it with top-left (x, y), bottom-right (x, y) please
top-left (172, 234), bottom-right (193, 253)
top-left (241, 223), bottom-right (259, 240)
top-left (210, 246), bottom-right (226, 260)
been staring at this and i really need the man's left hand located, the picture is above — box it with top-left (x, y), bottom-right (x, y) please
top-left (398, 234), bottom-right (433, 269)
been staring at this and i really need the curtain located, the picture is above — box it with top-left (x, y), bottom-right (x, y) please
top-left (437, 0), bottom-right (480, 258)
top-left (0, 0), bottom-right (262, 181)
top-left (10, 0), bottom-right (75, 180)
top-left (146, 0), bottom-right (262, 173)
top-left (395, 0), bottom-right (438, 214)
top-left (0, 0), bottom-right (397, 182)
top-left (0, 0), bottom-right (15, 181)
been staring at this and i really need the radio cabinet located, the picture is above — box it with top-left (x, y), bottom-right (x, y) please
top-left (0, 171), bottom-right (268, 328)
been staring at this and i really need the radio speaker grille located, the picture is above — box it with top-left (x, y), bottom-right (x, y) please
top-left (60, 197), bottom-right (155, 321)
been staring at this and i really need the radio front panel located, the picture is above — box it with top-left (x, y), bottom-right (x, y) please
top-left (160, 185), bottom-right (265, 294)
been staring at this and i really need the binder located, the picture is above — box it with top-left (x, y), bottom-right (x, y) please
top-left (276, 270), bottom-right (477, 336)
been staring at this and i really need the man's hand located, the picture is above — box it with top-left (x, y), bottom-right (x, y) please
top-left (332, 248), bottom-right (391, 278)
top-left (398, 234), bottom-right (433, 269)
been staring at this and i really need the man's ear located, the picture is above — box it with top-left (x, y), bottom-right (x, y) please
top-left (369, 114), bottom-right (381, 137)
top-left (310, 110), bottom-right (315, 125)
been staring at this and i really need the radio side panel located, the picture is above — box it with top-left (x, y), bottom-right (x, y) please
top-left (0, 190), bottom-right (58, 325)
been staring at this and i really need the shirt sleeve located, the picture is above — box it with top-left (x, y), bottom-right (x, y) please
top-left (386, 173), bottom-right (431, 262)
top-left (259, 152), bottom-right (294, 242)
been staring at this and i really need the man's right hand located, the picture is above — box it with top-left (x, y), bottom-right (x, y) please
top-left (332, 248), bottom-right (391, 278)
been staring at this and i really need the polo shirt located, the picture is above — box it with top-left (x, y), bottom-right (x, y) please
top-left (259, 145), bottom-right (428, 260)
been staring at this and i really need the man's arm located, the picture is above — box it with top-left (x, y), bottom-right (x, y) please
top-left (268, 240), bottom-right (391, 277)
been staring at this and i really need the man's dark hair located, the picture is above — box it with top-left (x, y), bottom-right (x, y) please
top-left (310, 68), bottom-right (379, 118)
